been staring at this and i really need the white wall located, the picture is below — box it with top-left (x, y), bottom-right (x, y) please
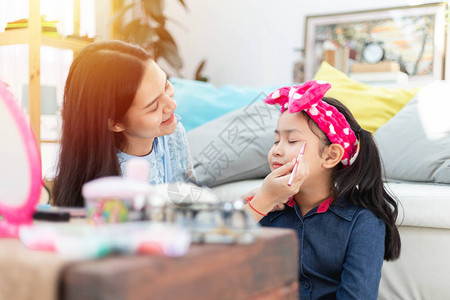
top-left (164, 0), bottom-right (445, 87)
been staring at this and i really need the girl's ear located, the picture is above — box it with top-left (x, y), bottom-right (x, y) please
top-left (108, 118), bottom-right (124, 133)
top-left (322, 144), bottom-right (344, 169)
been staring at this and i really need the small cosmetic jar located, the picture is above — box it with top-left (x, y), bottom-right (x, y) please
top-left (82, 176), bottom-right (154, 226)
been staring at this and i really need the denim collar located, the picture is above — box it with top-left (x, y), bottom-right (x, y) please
top-left (327, 199), bottom-right (358, 222)
top-left (268, 197), bottom-right (358, 222)
top-left (268, 209), bottom-right (288, 222)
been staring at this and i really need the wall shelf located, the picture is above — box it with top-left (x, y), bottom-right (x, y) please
top-left (0, 28), bottom-right (90, 52)
top-left (0, 0), bottom-right (92, 147)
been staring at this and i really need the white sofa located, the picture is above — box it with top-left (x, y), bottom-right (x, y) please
top-left (211, 179), bottom-right (450, 299)
top-left (185, 79), bottom-right (450, 299)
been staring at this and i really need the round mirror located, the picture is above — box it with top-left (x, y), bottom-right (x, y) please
top-left (0, 79), bottom-right (41, 237)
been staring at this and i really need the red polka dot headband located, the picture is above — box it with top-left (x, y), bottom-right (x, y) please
top-left (264, 80), bottom-right (359, 167)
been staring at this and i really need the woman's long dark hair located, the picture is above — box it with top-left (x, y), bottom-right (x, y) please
top-left (52, 41), bottom-right (152, 207)
top-left (304, 97), bottom-right (401, 261)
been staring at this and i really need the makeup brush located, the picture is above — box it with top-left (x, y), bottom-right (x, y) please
top-left (287, 142), bottom-right (306, 186)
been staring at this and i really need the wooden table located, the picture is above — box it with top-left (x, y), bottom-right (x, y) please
top-left (60, 228), bottom-right (299, 300)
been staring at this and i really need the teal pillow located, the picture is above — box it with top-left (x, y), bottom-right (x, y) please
top-left (187, 98), bottom-right (280, 187)
top-left (171, 77), bottom-right (281, 131)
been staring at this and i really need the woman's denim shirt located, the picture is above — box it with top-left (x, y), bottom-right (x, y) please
top-left (259, 197), bottom-right (385, 300)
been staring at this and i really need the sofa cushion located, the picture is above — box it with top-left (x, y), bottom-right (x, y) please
top-left (172, 77), bottom-right (279, 132)
top-left (313, 61), bottom-right (419, 133)
top-left (374, 81), bottom-right (450, 184)
top-left (187, 98), bottom-right (279, 187)
top-left (212, 179), bottom-right (263, 202)
top-left (386, 181), bottom-right (450, 229)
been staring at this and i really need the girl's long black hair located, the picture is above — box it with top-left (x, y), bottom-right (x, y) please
top-left (52, 41), bottom-right (153, 207)
top-left (305, 97), bottom-right (401, 261)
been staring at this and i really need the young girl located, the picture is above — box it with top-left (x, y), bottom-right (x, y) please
top-left (53, 41), bottom-right (196, 207)
top-left (246, 80), bottom-right (401, 299)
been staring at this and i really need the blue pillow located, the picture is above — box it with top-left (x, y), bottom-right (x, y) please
top-left (171, 77), bottom-right (282, 131)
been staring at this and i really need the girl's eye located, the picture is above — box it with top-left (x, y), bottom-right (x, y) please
top-left (273, 141), bottom-right (279, 145)
top-left (288, 141), bottom-right (298, 144)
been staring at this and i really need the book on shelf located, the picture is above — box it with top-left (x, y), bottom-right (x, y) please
top-left (323, 46), bottom-right (350, 74)
top-left (350, 61), bottom-right (400, 73)
top-left (4, 18), bottom-right (58, 37)
top-left (349, 71), bottom-right (408, 85)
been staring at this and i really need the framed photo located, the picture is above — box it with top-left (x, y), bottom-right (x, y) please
top-left (304, 3), bottom-right (447, 81)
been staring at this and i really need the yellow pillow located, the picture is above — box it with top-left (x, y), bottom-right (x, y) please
top-left (313, 61), bottom-right (420, 133)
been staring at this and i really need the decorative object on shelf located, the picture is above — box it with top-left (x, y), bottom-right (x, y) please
top-left (304, 3), bottom-right (447, 81)
top-left (353, 44), bottom-right (407, 85)
top-left (293, 48), bottom-right (305, 83)
top-left (362, 41), bottom-right (385, 64)
top-left (113, 0), bottom-right (187, 75)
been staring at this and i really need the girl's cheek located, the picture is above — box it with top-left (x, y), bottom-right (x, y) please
top-left (267, 148), bottom-right (274, 165)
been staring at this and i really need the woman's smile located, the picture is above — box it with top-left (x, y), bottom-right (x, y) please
top-left (161, 113), bottom-right (175, 125)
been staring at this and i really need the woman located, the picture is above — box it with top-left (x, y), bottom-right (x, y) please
top-left (53, 41), bottom-right (196, 207)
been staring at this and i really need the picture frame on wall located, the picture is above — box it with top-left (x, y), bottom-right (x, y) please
top-left (303, 3), bottom-right (447, 82)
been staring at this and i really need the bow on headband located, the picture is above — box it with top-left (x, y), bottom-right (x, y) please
top-left (264, 80), bottom-right (359, 167)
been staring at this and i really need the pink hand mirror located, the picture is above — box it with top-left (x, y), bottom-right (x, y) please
top-left (0, 79), bottom-right (41, 237)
